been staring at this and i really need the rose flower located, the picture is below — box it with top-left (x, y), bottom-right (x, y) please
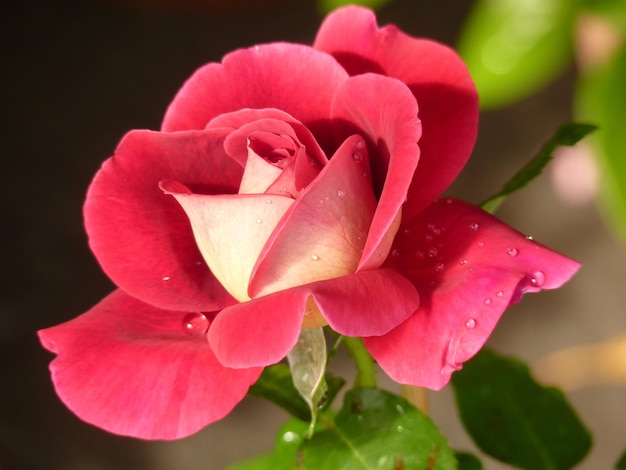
top-left (38, 6), bottom-right (580, 440)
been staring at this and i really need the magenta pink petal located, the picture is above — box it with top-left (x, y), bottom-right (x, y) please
top-left (207, 108), bottom-right (328, 169)
top-left (315, 6), bottom-right (479, 219)
top-left (161, 43), bottom-right (349, 150)
top-left (330, 73), bottom-right (421, 271)
top-left (85, 129), bottom-right (241, 312)
top-left (249, 135), bottom-right (377, 298)
top-left (38, 290), bottom-right (262, 440)
top-left (209, 269), bottom-right (419, 368)
top-left (364, 198), bottom-right (581, 389)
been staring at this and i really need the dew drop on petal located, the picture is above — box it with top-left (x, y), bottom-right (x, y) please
top-left (465, 318), bottom-right (477, 329)
top-left (337, 189), bottom-right (345, 198)
top-left (182, 312), bottom-right (210, 335)
top-left (427, 247), bottom-right (438, 258)
top-left (162, 276), bottom-right (171, 281)
top-left (256, 218), bottom-right (263, 224)
top-left (496, 290), bottom-right (504, 297)
top-left (265, 199), bottom-right (273, 204)
top-left (507, 248), bottom-right (519, 257)
top-left (391, 249), bottom-right (400, 258)
top-left (310, 254), bottom-right (319, 261)
top-left (469, 223), bottom-right (479, 231)
top-left (526, 235), bottom-right (534, 241)
top-left (528, 271), bottom-right (546, 287)
top-left (459, 258), bottom-right (468, 265)
top-left (352, 152), bottom-right (363, 162)
top-left (484, 298), bottom-right (492, 305)
top-left (355, 140), bottom-right (365, 149)
top-left (435, 262), bottom-right (445, 272)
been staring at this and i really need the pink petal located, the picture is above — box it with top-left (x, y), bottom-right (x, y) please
top-left (315, 6), bottom-right (479, 219)
top-left (38, 290), bottom-right (262, 440)
top-left (330, 73), bottom-right (421, 271)
top-left (364, 198), bottom-right (581, 389)
top-left (209, 269), bottom-right (419, 368)
top-left (161, 43), bottom-right (349, 150)
top-left (207, 108), bottom-right (328, 170)
top-left (161, 181), bottom-right (294, 302)
top-left (249, 135), bottom-right (377, 298)
top-left (84, 129), bottom-right (241, 312)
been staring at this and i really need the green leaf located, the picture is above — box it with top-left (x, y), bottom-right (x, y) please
top-left (480, 122), bottom-right (597, 213)
top-left (576, 44), bottom-right (626, 242)
top-left (317, 0), bottom-right (393, 15)
top-left (227, 419), bottom-right (309, 470)
top-left (458, 0), bottom-right (575, 109)
top-left (298, 388), bottom-right (456, 469)
top-left (451, 349), bottom-right (592, 470)
top-left (248, 363), bottom-right (345, 422)
top-left (455, 451), bottom-right (484, 470)
top-left (616, 446), bottom-right (626, 469)
top-left (288, 328), bottom-right (329, 435)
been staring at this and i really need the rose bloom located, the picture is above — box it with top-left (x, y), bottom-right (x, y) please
top-left (39, 6), bottom-right (580, 440)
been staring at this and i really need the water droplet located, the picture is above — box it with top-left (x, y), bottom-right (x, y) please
top-left (484, 298), bottom-right (492, 305)
top-left (182, 312), bottom-right (210, 335)
top-left (352, 152), bottom-right (363, 162)
top-left (310, 254), bottom-right (319, 261)
top-left (445, 198), bottom-right (454, 204)
top-left (337, 189), bottom-right (345, 198)
top-left (396, 425), bottom-right (404, 433)
top-left (507, 248), bottom-right (519, 257)
top-left (496, 290), bottom-right (504, 297)
top-left (469, 223), bottom-right (479, 231)
top-left (478, 241), bottom-right (485, 247)
top-left (435, 262), bottom-right (445, 272)
top-left (427, 247), bottom-right (438, 257)
top-left (528, 271), bottom-right (546, 287)
top-left (432, 227), bottom-right (442, 236)
top-left (526, 235), bottom-right (534, 241)
top-left (391, 249), bottom-right (400, 258)
top-left (162, 276), bottom-right (171, 281)
top-left (459, 258), bottom-right (468, 265)
top-left (395, 404), bottom-right (405, 414)
top-left (427, 223), bottom-right (436, 231)
top-left (362, 172), bottom-right (368, 178)
top-left (403, 228), bottom-right (411, 234)
top-left (265, 199), bottom-right (273, 204)
top-left (256, 218), bottom-right (263, 224)
top-left (355, 140), bottom-right (365, 149)
top-left (465, 318), bottom-right (476, 329)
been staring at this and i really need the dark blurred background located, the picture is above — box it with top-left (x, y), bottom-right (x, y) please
top-left (2, 0), bottom-right (624, 468)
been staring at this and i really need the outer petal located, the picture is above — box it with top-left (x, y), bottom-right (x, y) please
top-left (209, 269), bottom-right (419, 368)
top-left (85, 130), bottom-right (240, 312)
top-left (161, 181), bottom-right (294, 303)
top-left (38, 290), bottom-right (262, 440)
top-left (249, 135), bottom-right (377, 298)
top-left (330, 73), bottom-right (421, 271)
top-left (315, 6), bottom-right (479, 218)
top-left (364, 198), bottom-right (581, 389)
top-left (161, 43), bottom-right (349, 150)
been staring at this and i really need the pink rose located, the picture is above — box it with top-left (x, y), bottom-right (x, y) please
top-left (38, 6), bottom-right (580, 440)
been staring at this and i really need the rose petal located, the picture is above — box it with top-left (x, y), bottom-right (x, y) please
top-left (207, 108), bottom-right (328, 170)
top-left (315, 6), bottom-right (479, 218)
top-left (84, 129), bottom-right (241, 312)
top-left (249, 135), bottom-right (377, 298)
top-left (209, 269), bottom-right (419, 368)
top-left (38, 290), bottom-right (262, 440)
top-left (364, 198), bottom-right (581, 389)
top-left (162, 43), bottom-right (349, 150)
top-left (161, 182), bottom-right (294, 302)
top-left (330, 73), bottom-right (421, 271)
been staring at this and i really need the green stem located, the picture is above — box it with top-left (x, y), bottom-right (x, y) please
top-left (343, 336), bottom-right (377, 388)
